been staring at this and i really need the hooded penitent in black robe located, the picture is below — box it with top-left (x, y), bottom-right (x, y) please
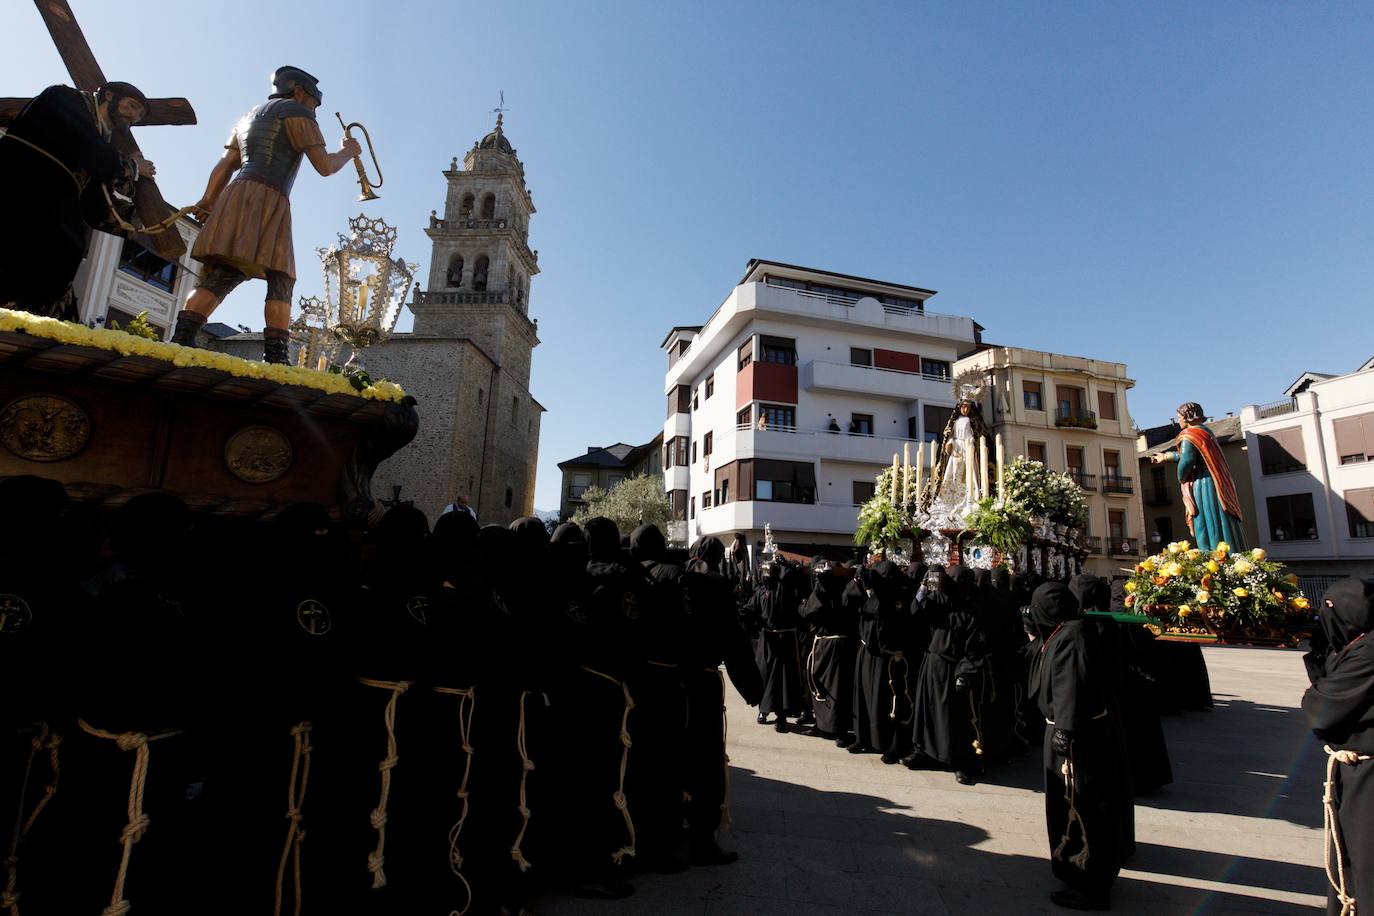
top-left (0, 85), bottom-right (136, 314)
top-left (1107, 580), bottom-right (1173, 795)
top-left (971, 568), bottom-right (1019, 763)
top-left (682, 537), bottom-right (762, 863)
top-left (909, 567), bottom-right (985, 777)
top-left (745, 559), bottom-right (807, 720)
top-left (627, 524), bottom-right (692, 870)
top-left (850, 560), bottom-right (915, 761)
top-left (1031, 582), bottom-right (1134, 907)
top-left (798, 558), bottom-right (859, 740)
top-left (1301, 577), bottom-right (1374, 916)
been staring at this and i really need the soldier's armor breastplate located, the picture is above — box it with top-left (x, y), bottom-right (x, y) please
top-left (235, 99), bottom-right (315, 197)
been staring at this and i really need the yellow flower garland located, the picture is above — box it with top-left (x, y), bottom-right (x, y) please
top-left (0, 308), bottom-right (405, 403)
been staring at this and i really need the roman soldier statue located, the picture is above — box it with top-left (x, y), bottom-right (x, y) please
top-left (173, 67), bottom-right (360, 363)
top-left (0, 81), bottom-right (155, 318)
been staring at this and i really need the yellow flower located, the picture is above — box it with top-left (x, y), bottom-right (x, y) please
top-left (1186, 548), bottom-right (1202, 561)
top-left (1178, 605), bottom-right (1193, 618)
top-left (1285, 574), bottom-right (1299, 586)
top-left (1206, 560), bottom-right (1220, 574)
top-left (1290, 597), bottom-right (1310, 610)
top-left (1166, 562), bottom-right (1184, 578)
top-left (1233, 587), bottom-right (1248, 598)
top-left (1232, 559), bottom-right (1253, 575)
top-left (1196, 589), bottom-right (1211, 604)
top-left (1141, 558), bottom-right (1156, 572)
top-left (1124, 581), bottom-right (1137, 593)
top-left (1215, 541), bottom-right (1230, 558)
top-left (1251, 548), bottom-right (1267, 562)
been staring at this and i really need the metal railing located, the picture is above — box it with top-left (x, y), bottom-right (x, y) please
top-left (1067, 469), bottom-right (1097, 490)
top-left (819, 360), bottom-right (955, 384)
top-left (1055, 406), bottom-right (1098, 429)
top-left (1102, 474), bottom-right (1134, 495)
top-left (416, 290), bottom-right (508, 305)
top-left (567, 485), bottom-right (589, 499)
top-left (1083, 536), bottom-right (1103, 554)
top-left (1109, 539), bottom-right (1139, 556)
top-left (1257, 398), bottom-right (1298, 419)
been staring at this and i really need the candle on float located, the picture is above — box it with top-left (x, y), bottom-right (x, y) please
top-left (915, 444), bottom-right (923, 504)
top-left (929, 439), bottom-right (938, 477)
top-left (891, 455), bottom-right (900, 503)
top-left (980, 437), bottom-right (990, 498)
top-left (903, 442), bottom-right (912, 505)
top-left (996, 434), bottom-right (1005, 498)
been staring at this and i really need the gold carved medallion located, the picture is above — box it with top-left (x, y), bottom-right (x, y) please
top-left (225, 426), bottom-right (293, 483)
top-left (0, 395), bottom-right (91, 462)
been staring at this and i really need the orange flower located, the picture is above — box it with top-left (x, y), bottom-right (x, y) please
top-left (1201, 575), bottom-right (1214, 590)
top-left (1153, 576), bottom-right (1169, 587)
top-left (1124, 594), bottom-right (1136, 608)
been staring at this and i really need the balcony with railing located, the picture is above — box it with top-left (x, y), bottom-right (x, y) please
top-left (1055, 406), bottom-right (1098, 430)
top-left (1083, 536), bottom-right (1103, 555)
top-left (1108, 538), bottom-right (1139, 557)
top-left (567, 484), bottom-right (589, 501)
top-left (735, 422), bottom-right (918, 465)
top-left (1101, 474), bottom-right (1134, 495)
top-left (802, 359), bottom-right (954, 402)
top-left (1256, 398), bottom-right (1298, 419)
top-left (1145, 488), bottom-right (1172, 506)
top-left (1067, 469), bottom-right (1096, 491)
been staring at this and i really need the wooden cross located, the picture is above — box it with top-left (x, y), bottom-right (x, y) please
top-left (0, 0), bottom-right (197, 259)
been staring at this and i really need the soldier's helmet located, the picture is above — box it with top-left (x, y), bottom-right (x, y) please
top-left (271, 66), bottom-right (322, 104)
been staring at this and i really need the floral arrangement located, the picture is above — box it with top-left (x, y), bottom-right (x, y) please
top-left (962, 496), bottom-right (1033, 557)
top-left (854, 464), bottom-right (923, 552)
top-left (0, 307), bottom-right (406, 402)
top-left (108, 310), bottom-right (160, 341)
top-left (1000, 456), bottom-right (1089, 529)
top-left (1123, 540), bottom-right (1308, 641)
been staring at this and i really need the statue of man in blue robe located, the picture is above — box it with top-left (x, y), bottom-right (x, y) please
top-left (1150, 402), bottom-right (1246, 552)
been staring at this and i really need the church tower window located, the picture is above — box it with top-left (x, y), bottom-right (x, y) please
top-left (473, 255), bottom-right (489, 292)
top-left (446, 255), bottom-right (464, 288)
top-left (480, 193), bottom-right (496, 220)
top-left (459, 193), bottom-right (475, 218)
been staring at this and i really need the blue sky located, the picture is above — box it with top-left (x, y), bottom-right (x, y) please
top-left (4, 1), bottom-right (1371, 512)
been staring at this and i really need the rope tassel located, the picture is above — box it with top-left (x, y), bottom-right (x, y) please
top-left (510, 690), bottom-right (536, 873)
top-left (78, 719), bottom-right (182, 916)
top-left (274, 721), bottom-right (313, 916)
top-left (886, 652), bottom-right (913, 724)
top-left (1052, 754), bottom-right (1091, 870)
top-left (357, 677), bottom-right (414, 889)
top-left (1322, 744), bottom-right (1370, 916)
top-left (433, 686), bottom-right (476, 916)
top-left (2, 722), bottom-right (62, 916)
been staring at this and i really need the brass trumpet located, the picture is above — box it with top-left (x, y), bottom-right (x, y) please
top-left (336, 112), bottom-right (383, 202)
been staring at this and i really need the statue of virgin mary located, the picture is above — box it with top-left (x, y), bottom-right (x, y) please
top-left (925, 397), bottom-right (991, 527)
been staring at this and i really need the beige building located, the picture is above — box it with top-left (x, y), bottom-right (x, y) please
top-left (954, 346), bottom-right (1147, 577)
top-left (556, 433), bottom-right (663, 522)
top-left (1135, 416), bottom-right (1261, 555)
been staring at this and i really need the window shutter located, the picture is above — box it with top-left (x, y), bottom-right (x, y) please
top-left (1097, 390), bottom-right (1117, 420)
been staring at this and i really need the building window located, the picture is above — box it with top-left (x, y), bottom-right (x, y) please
top-left (1346, 487), bottom-right (1374, 538)
top-left (504, 487), bottom-right (513, 508)
top-left (737, 340), bottom-right (753, 371)
top-left (569, 472), bottom-right (591, 499)
top-left (1334, 414), bottom-right (1374, 465)
top-left (1098, 390), bottom-right (1118, 421)
top-left (850, 413), bottom-right (874, 436)
top-left (753, 459), bottom-right (816, 504)
top-left (459, 193), bottom-right (475, 217)
top-left (759, 404), bottom-right (796, 430)
top-left (1257, 428), bottom-right (1307, 475)
top-left (472, 254), bottom-right (490, 291)
top-left (1103, 449), bottom-right (1122, 478)
top-left (761, 336), bottom-right (797, 365)
top-left (704, 431), bottom-right (713, 456)
top-left (706, 374), bottom-right (715, 399)
top-left (921, 358), bottom-right (951, 380)
top-left (1028, 441), bottom-right (1047, 465)
top-left (850, 348), bottom-right (872, 367)
top-left (720, 479), bottom-right (730, 503)
top-left (736, 406), bottom-right (752, 428)
top-left (118, 237), bottom-right (178, 293)
top-left (606, 474), bottom-right (625, 490)
top-left (690, 496), bottom-right (696, 518)
top-left (1109, 509), bottom-right (1126, 540)
top-left (693, 392), bottom-right (699, 411)
top-left (691, 440), bottom-right (698, 463)
top-left (480, 193), bottom-right (496, 219)
top-left (702, 490), bottom-right (713, 510)
top-left (1155, 516), bottom-right (1175, 544)
top-left (923, 405), bottom-right (954, 445)
top-left (853, 480), bottom-right (876, 505)
top-left (665, 436), bottom-right (689, 468)
top-left (1023, 381), bottom-right (1043, 411)
top-left (1268, 493), bottom-right (1318, 541)
top-left (756, 480), bottom-right (773, 501)
top-left (446, 254), bottom-right (464, 288)
top-left (669, 384), bottom-right (690, 417)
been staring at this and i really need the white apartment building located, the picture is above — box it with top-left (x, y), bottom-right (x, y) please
top-left (1240, 356), bottom-right (1374, 592)
top-left (661, 259), bottom-right (981, 553)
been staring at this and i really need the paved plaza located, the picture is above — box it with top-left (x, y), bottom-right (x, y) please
top-left (542, 645), bottom-right (1327, 915)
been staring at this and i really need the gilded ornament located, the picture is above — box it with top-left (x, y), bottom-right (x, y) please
top-left (0, 594), bottom-right (33, 634)
top-left (225, 425), bottom-right (293, 483)
top-left (0, 394), bottom-right (91, 462)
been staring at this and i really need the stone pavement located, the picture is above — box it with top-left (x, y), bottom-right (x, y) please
top-left (539, 645), bottom-right (1328, 914)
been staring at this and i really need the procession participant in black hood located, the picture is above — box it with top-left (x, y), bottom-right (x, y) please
top-left (681, 537), bottom-right (761, 866)
top-left (847, 560), bottom-right (913, 762)
top-left (976, 567), bottom-right (1024, 763)
top-left (1030, 582), bottom-right (1133, 911)
top-left (907, 566), bottom-right (985, 783)
top-left (745, 557), bottom-right (807, 731)
top-left (799, 556), bottom-right (860, 743)
top-left (1302, 577), bottom-right (1374, 916)
top-left (626, 524), bottom-right (692, 872)
top-left (585, 516), bottom-right (628, 564)
top-left (1107, 580), bottom-right (1172, 796)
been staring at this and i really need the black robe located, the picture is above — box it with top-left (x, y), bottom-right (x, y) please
top-left (798, 570), bottom-right (858, 738)
top-left (1038, 619), bottom-right (1133, 898)
top-left (746, 561), bottom-right (807, 718)
top-left (0, 85), bottom-right (132, 312)
top-left (1301, 577), bottom-right (1374, 916)
top-left (910, 582), bottom-right (984, 771)
top-left (851, 561), bottom-right (913, 756)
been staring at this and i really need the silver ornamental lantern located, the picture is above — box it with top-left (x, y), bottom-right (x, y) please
top-left (289, 294), bottom-right (341, 372)
top-left (317, 213), bottom-right (417, 372)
